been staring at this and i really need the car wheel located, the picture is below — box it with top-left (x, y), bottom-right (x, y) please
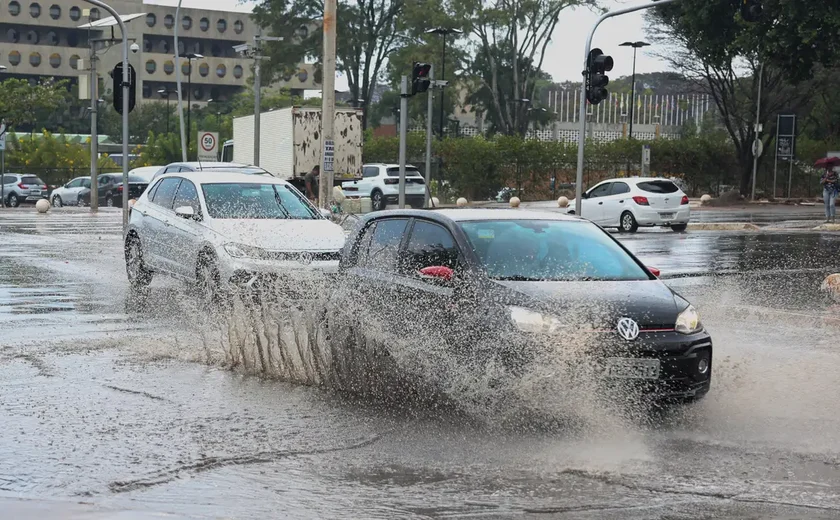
top-left (125, 235), bottom-right (153, 291)
top-left (371, 190), bottom-right (385, 211)
top-left (619, 211), bottom-right (639, 233)
top-left (7, 193), bottom-right (19, 208)
top-left (77, 195), bottom-right (85, 207)
top-left (52, 195), bottom-right (63, 208)
top-left (196, 252), bottom-right (229, 308)
top-left (671, 224), bottom-right (688, 232)
top-left (105, 195), bottom-right (114, 207)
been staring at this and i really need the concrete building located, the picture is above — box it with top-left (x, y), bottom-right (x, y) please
top-left (0, 0), bottom-right (318, 105)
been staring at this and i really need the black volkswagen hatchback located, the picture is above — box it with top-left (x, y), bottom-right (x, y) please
top-left (328, 208), bottom-right (712, 402)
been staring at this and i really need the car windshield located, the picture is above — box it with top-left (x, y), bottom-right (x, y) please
top-left (637, 180), bottom-right (680, 194)
top-left (459, 219), bottom-right (650, 282)
top-left (22, 176), bottom-right (45, 185)
top-left (201, 183), bottom-right (318, 220)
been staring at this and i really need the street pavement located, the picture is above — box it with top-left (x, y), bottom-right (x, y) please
top-left (1, 206), bottom-right (840, 519)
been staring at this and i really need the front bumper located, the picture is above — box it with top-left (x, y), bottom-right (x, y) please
top-left (633, 206), bottom-right (691, 226)
top-left (219, 255), bottom-right (339, 297)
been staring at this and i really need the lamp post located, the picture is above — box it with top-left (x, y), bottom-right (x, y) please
top-left (158, 88), bottom-right (173, 134)
top-left (179, 52), bottom-right (202, 157)
top-left (619, 41), bottom-right (649, 139)
top-left (425, 27), bottom-right (462, 139)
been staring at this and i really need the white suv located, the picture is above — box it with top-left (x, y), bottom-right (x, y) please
top-left (340, 163), bottom-right (427, 211)
top-left (565, 177), bottom-right (690, 232)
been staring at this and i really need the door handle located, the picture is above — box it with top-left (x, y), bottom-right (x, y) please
top-left (619, 200), bottom-right (624, 203)
top-left (598, 201), bottom-right (604, 205)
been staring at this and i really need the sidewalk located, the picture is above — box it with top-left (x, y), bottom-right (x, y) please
top-left (0, 494), bottom-right (189, 519)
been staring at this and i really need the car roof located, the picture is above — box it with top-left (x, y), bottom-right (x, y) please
top-left (129, 166), bottom-right (162, 173)
top-left (599, 177), bottom-right (674, 184)
top-left (168, 162), bottom-right (251, 169)
top-left (366, 208), bottom-right (582, 223)
top-left (363, 163), bottom-right (419, 169)
top-left (159, 170), bottom-right (291, 185)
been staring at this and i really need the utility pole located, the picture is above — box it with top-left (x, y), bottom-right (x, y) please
top-left (89, 37), bottom-right (99, 212)
top-left (398, 75), bottom-right (408, 209)
top-left (424, 65), bottom-right (434, 208)
top-left (319, 0), bottom-right (337, 209)
top-left (254, 28), bottom-right (262, 167)
top-left (750, 62), bottom-right (764, 201)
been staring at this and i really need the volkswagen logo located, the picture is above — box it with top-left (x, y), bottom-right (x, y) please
top-left (616, 317), bottom-right (640, 341)
top-left (297, 252), bottom-right (313, 265)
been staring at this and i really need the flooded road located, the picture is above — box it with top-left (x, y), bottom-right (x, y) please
top-left (2, 208), bottom-right (840, 519)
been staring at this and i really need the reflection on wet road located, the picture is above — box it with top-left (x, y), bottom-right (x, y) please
top-left (2, 209), bottom-right (840, 518)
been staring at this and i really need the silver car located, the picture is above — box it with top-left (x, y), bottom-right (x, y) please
top-left (2, 173), bottom-right (49, 207)
top-left (51, 177), bottom-right (92, 207)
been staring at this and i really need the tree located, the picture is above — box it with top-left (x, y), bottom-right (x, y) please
top-left (254, 0), bottom-right (406, 130)
top-left (452, 0), bottom-right (595, 135)
top-left (0, 78), bottom-right (68, 133)
top-left (648, 0), bottom-right (840, 195)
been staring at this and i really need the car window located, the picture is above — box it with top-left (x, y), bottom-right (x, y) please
top-left (637, 180), bottom-right (680, 194)
top-left (401, 220), bottom-right (459, 274)
top-left (587, 183), bottom-right (612, 198)
top-left (459, 219), bottom-right (649, 282)
top-left (150, 177), bottom-right (181, 209)
top-left (164, 166), bottom-right (181, 174)
top-left (363, 167), bottom-right (379, 178)
top-left (2, 175), bottom-right (16, 184)
top-left (146, 179), bottom-right (161, 201)
top-left (81, 179), bottom-right (91, 189)
top-left (67, 178), bottom-right (83, 188)
top-left (172, 180), bottom-right (200, 214)
top-left (611, 182), bottom-right (631, 195)
top-left (21, 176), bottom-right (44, 186)
top-left (358, 218), bottom-right (408, 272)
top-left (386, 167), bottom-right (422, 177)
top-left (201, 183), bottom-right (318, 219)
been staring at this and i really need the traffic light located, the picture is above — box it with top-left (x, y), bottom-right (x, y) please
top-left (740, 0), bottom-right (762, 22)
top-left (585, 48), bottom-right (613, 105)
top-left (411, 62), bottom-right (432, 96)
top-left (111, 62), bottom-right (137, 115)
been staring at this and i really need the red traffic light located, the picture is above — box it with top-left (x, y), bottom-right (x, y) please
top-left (411, 62), bottom-right (432, 95)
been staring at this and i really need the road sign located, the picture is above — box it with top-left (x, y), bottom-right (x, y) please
top-left (323, 139), bottom-right (334, 173)
top-left (198, 131), bottom-right (219, 161)
top-left (0, 120), bottom-right (6, 151)
top-left (752, 138), bottom-right (763, 158)
top-left (642, 144), bottom-right (651, 165)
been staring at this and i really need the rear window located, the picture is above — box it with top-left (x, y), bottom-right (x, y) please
top-left (128, 175), bottom-right (147, 183)
top-left (637, 180), bottom-right (679, 194)
top-left (386, 167), bottom-right (422, 177)
top-left (22, 176), bottom-right (45, 185)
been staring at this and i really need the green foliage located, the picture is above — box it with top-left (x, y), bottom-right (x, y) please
top-left (0, 79), bottom-right (68, 133)
top-left (136, 132), bottom-right (190, 166)
top-left (4, 131), bottom-right (118, 183)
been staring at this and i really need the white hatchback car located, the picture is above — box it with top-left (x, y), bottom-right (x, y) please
top-left (124, 171), bottom-right (345, 302)
top-left (565, 177), bottom-right (690, 232)
top-left (340, 163), bottom-right (427, 211)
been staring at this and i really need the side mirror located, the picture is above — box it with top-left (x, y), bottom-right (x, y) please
top-left (582, 192), bottom-right (590, 199)
top-left (419, 265), bottom-right (454, 282)
top-left (647, 266), bottom-right (661, 278)
top-left (175, 205), bottom-right (198, 220)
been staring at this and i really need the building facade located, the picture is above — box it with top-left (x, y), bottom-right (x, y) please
top-left (0, 0), bottom-right (318, 105)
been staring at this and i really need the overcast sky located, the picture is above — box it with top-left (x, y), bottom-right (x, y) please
top-left (146, 0), bottom-right (671, 89)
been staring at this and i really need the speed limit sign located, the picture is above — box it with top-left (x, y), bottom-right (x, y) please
top-left (198, 131), bottom-right (218, 161)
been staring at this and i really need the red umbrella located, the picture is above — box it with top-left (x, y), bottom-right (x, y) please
top-left (815, 156), bottom-right (840, 168)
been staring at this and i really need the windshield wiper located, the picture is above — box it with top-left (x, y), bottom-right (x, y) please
top-left (271, 186), bottom-right (292, 218)
top-left (492, 275), bottom-right (545, 281)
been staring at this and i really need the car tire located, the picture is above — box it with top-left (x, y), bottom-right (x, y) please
top-left (196, 252), bottom-right (229, 309)
top-left (671, 224), bottom-right (688, 232)
top-left (105, 195), bottom-right (114, 207)
top-left (77, 195), bottom-right (85, 207)
top-left (125, 235), bottom-right (153, 292)
top-left (7, 193), bottom-right (19, 208)
top-left (371, 190), bottom-right (385, 211)
top-left (619, 211), bottom-right (639, 233)
top-left (52, 195), bottom-right (63, 208)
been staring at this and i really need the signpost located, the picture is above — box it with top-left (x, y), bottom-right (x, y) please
top-left (323, 139), bottom-right (334, 173)
top-left (197, 131), bottom-right (219, 162)
top-left (773, 114), bottom-right (796, 198)
top-left (0, 119), bottom-right (6, 208)
top-left (641, 144), bottom-right (651, 176)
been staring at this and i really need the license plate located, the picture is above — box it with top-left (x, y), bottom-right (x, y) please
top-left (605, 358), bottom-right (661, 380)
top-left (30, 190), bottom-right (41, 195)
top-left (659, 212), bottom-right (675, 219)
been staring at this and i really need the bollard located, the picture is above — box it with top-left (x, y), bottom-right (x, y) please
top-left (128, 199), bottom-right (137, 208)
top-left (557, 196), bottom-right (569, 208)
top-left (509, 196), bottom-right (521, 208)
top-left (332, 186), bottom-right (346, 204)
top-left (700, 194), bottom-right (712, 205)
top-left (35, 199), bottom-right (50, 213)
top-left (456, 197), bottom-right (468, 207)
top-left (431, 197), bottom-right (440, 208)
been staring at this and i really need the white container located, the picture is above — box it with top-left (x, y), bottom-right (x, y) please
top-left (360, 197), bottom-right (372, 214)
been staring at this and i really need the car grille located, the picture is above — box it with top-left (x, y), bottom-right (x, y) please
top-left (263, 251), bottom-right (341, 262)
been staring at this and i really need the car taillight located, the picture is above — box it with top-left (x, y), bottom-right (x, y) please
top-left (118, 185), bottom-right (124, 192)
top-left (681, 195), bottom-right (689, 205)
top-left (42, 184), bottom-right (48, 190)
top-left (17, 183), bottom-right (26, 189)
top-left (384, 178), bottom-right (399, 185)
top-left (632, 196), bottom-right (649, 206)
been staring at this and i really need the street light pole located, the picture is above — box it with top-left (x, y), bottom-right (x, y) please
top-left (426, 27), bottom-right (462, 140)
top-left (620, 41), bottom-right (649, 140)
top-left (320, 0), bottom-right (337, 209)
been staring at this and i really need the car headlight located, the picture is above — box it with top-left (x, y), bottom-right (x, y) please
top-left (675, 304), bottom-right (702, 334)
top-left (509, 306), bottom-right (563, 334)
top-left (223, 243), bottom-right (266, 259)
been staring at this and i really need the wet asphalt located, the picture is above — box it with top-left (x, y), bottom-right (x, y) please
top-left (1, 206), bottom-right (840, 519)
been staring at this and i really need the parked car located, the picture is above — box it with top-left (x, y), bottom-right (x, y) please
top-left (564, 177), bottom-right (690, 232)
top-left (124, 171), bottom-right (345, 304)
top-left (150, 162), bottom-right (273, 182)
top-left (2, 173), bottom-right (49, 207)
top-left (102, 174), bottom-right (150, 207)
top-left (129, 166), bottom-right (163, 183)
top-left (51, 176), bottom-right (91, 207)
top-left (340, 163), bottom-right (426, 211)
top-left (494, 187), bottom-right (523, 203)
top-left (79, 173), bottom-right (125, 207)
top-left (327, 208), bottom-right (712, 402)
